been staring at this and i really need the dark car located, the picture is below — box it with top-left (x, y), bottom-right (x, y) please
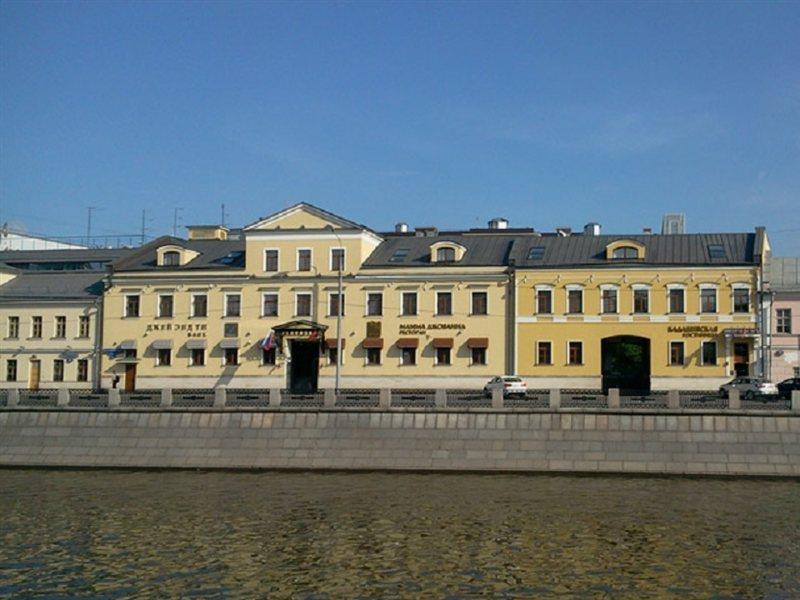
top-left (776, 377), bottom-right (800, 399)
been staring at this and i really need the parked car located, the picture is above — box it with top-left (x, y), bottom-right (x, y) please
top-left (484, 376), bottom-right (527, 398)
top-left (776, 377), bottom-right (800, 399)
top-left (719, 377), bottom-right (779, 400)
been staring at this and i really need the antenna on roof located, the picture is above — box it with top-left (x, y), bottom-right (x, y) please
top-left (221, 203), bottom-right (229, 227)
top-left (173, 207), bottom-right (183, 237)
top-left (86, 206), bottom-right (95, 247)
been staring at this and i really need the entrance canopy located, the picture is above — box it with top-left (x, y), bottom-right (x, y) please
top-left (273, 320), bottom-right (328, 337)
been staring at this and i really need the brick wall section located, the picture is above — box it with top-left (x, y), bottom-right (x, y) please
top-left (1, 410), bottom-right (799, 476)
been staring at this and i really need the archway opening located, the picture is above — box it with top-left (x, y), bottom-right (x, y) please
top-left (601, 336), bottom-right (651, 394)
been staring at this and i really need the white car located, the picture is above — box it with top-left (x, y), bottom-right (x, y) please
top-left (484, 376), bottom-right (527, 398)
top-left (719, 377), bottom-right (779, 400)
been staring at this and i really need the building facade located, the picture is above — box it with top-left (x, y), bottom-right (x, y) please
top-left (768, 257), bottom-right (799, 383)
top-left (0, 249), bottom-right (130, 389)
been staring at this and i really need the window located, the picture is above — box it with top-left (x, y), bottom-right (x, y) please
top-left (537, 341), bottom-right (552, 365)
top-left (471, 347), bottom-right (487, 365)
top-left (125, 295), bottom-right (140, 318)
top-left (162, 251), bottom-right (180, 266)
top-left (567, 289), bottom-right (583, 314)
top-left (329, 293), bottom-right (344, 317)
top-left (633, 289), bottom-right (649, 314)
top-left (436, 247), bottom-right (456, 262)
top-left (700, 288), bottom-right (717, 313)
top-left (223, 323), bottom-right (238, 337)
top-left (777, 309), bottom-right (792, 334)
top-left (389, 248), bottom-right (409, 263)
top-left (328, 346), bottom-right (338, 366)
top-left (55, 316), bottom-right (66, 338)
top-left (401, 347), bottom-right (416, 366)
top-left (330, 248), bottom-right (345, 271)
top-left (367, 293), bottom-right (383, 316)
top-left (192, 294), bottom-right (208, 318)
top-left (601, 289), bottom-right (618, 314)
top-left (78, 315), bottom-right (90, 338)
top-left (262, 293), bottom-right (279, 317)
top-left (612, 246), bottom-right (639, 259)
top-left (224, 348), bottom-right (238, 366)
top-left (7, 316), bottom-right (19, 339)
top-left (733, 288), bottom-right (750, 313)
top-left (471, 291), bottom-right (488, 316)
top-left (366, 347), bottom-right (381, 365)
top-left (77, 359), bottom-right (89, 382)
top-left (53, 359), bottom-right (64, 382)
top-left (296, 293), bottom-right (312, 317)
top-left (225, 294), bottom-right (241, 317)
top-left (536, 289), bottom-right (552, 314)
top-left (436, 347), bottom-right (451, 365)
top-left (701, 341), bottom-right (717, 365)
top-left (6, 359), bottom-right (17, 382)
top-left (527, 246), bottom-right (545, 260)
top-left (670, 341), bottom-right (685, 366)
top-left (264, 249), bottom-right (279, 272)
top-left (708, 244), bottom-right (726, 259)
top-left (156, 349), bottom-right (171, 366)
top-left (262, 347), bottom-right (276, 365)
top-left (668, 288), bottom-right (685, 313)
top-left (158, 295), bottom-right (174, 318)
top-left (436, 292), bottom-right (452, 316)
top-left (568, 341), bottom-right (583, 365)
top-left (297, 249), bottom-right (312, 272)
top-left (401, 292), bottom-right (418, 316)
top-left (190, 349), bottom-right (205, 367)
top-left (31, 316), bottom-right (42, 338)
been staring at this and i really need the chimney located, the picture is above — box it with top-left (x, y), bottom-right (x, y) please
top-left (186, 225), bottom-right (229, 241)
top-left (643, 227), bottom-right (653, 235)
top-left (488, 217), bottom-right (509, 230)
top-left (556, 226), bottom-right (572, 237)
top-left (414, 227), bottom-right (438, 237)
top-left (583, 222), bottom-right (601, 236)
top-left (395, 222), bottom-right (409, 233)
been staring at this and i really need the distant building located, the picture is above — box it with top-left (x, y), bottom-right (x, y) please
top-left (0, 224), bottom-right (87, 251)
top-left (768, 257), bottom-right (800, 382)
top-left (661, 213), bottom-right (686, 235)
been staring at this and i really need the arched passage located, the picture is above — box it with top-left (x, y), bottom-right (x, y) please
top-left (601, 336), bottom-right (651, 394)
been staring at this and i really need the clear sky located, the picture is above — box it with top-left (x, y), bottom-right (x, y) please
top-left (1, 2), bottom-right (799, 252)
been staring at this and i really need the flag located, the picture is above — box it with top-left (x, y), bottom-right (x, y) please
top-left (103, 346), bottom-right (124, 359)
top-left (308, 330), bottom-right (319, 342)
top-left (260, 330), bottom-right (275, 351)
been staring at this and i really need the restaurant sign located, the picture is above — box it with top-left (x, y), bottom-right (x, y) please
top-left (399, 323), bottom-right (467, 335)
top-left (667, 325), bottom-right (718, 338)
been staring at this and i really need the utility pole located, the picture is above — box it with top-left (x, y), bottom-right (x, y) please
top-left (86, 206), bottom-right (95, 247)
top-left (221, 203), bottom-right (227, 227)
top-left (172, 208), bottom-right (183, 237)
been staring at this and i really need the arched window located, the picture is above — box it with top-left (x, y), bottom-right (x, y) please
top-left (612, 246), bottom-right (639, 259)
top-left (162, 251), bottom-right (181, 266)
top-left (436, 247), bottom-right (456, 262)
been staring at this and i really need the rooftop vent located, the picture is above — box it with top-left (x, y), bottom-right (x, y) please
top-left (556, 226), bottom-right (572, 237)
top-left (395, 222), bottom-right (409, 233)
top-left (583, 222), bottom-right (601, 236)
top-left (488, 218), bottom-right (509, 230)
top-left (414, 227), bottom-right (438, 237)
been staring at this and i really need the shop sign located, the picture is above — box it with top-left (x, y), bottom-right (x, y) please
top-left (667, 325), bottom-right (718, 338)
top-left (399, 323), bottom-right (466, 335)
top-left (146, 323), bottom-right (207, 338)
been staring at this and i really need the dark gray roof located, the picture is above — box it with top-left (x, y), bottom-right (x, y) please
top-left (363, 233), bottom-right (533, 268)
top-left (769, 257), bottom-right (800, 292)
top-left (510, 233), bottom-right (758, 268)
top-left (0, 272), bottom-right (105, 302)
top-left (112, 236), bottom-right (245, 272)
top-left (0, 248), bottom-right (131, 265)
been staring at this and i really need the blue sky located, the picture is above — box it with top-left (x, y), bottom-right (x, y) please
top-left (1, 2), bottom-right (799, 252)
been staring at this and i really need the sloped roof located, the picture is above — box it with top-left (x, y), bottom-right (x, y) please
top-left (244, 202), bottom-right (377, 233)
top-left (112, 236), bottom-right (245, 272)
top-left (0, 247), bottom-right (131, 268)
top-left (770, 257), bottom-right (800, 292)
top-left (0, 272), bottom-right (105, 302)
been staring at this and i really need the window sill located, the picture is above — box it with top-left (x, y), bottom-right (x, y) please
top-left (434, 363), bottom-right (452, 367)
top-left (434, 314), bottom-right (453, 317)
top-left (365, 314), bottom-right (383, 318)
top-left (261, 314), bottom-right (279, 319)
top-left (566, 363), bottom-right (584, 367)
top-left (155, 316), bottom-right (174, 320)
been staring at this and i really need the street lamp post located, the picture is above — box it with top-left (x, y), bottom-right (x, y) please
top-left (326, 226), bottom-right (343, 393)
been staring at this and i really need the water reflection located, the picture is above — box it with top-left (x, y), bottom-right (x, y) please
top-left (0, 470), bottom-right (798, 598)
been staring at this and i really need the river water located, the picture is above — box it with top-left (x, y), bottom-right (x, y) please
top-left (0, 470), bottom-right (798, 598)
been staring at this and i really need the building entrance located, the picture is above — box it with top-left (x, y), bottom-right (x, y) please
top-left (28, 359), bottom-right (40, 391)
top-left (601, 336), bottom-right (651, 394)
top-left (733, 342), bottom-right (750, 377)
top-left (289, 341), bottom-right (319, 394)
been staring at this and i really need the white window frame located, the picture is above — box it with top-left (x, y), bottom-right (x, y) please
top-left (54, 315), bottom-right (66, 339)
top-left (701, 340), bottom-right (717, 366)
top-left (222, 347), bottom-right (239, 367)
top-left (124, 294), bottom-right (140, 318)
top-left (537, 340), bottom-right (553, 365)
top-left (631, 284), bottom-right (650, 314)
top-left (399, 346), bottom-right (417, 367)
top-left (294, 292), bottom-right (313, 318)
top-left (155, 348), bottom-right (172, 367)
top-left (296, 248), bottom-right (313, 272)
top-left (535, 285), bottom-right (554, 315)
top-left (566, 340), bottom-right (583, 365)
top-left (328, 291), bottom-right (345, 317)
top-left (224, 292), bottom-right (241, 318)
top-left (667, 284), bottom-right (686, 314)
top-left (364, 347), bottom-right (382, 366)
top-left (191, 293), bottom-right (208, 318)
top-left (699, 284), bottom-right (718, 314)
top-left (189, 348), bottom-right (206, 367)
top-left (565, 285), bottom-right (583, 315)
top-left (78, 315), bottom-right (90, 338)
top-left (600, 284), bottom-right (619, 315)
top-left (329, 247), bottom-right (346, 272)
top-left (434, 345), bottom-right (452, 366)
top-left (365, 291), bottom-right (383, 317)
top-left (469, 290), bottom-right (489, 316)
top-left (7, 316), bottom-right (20, 339)
top-left (435, 291), bottom-right (453, 316)
top-left (669, 340), bottom-right (685, 366)
top-left (31, 316), bottom-right (43, 338)
top-left (261, 292), bottom-right (279, 317)
top-left (731, 284), bottom-right (751, 314)
top-left (776, 308), bottom-right (792, 334)
top-left (263, 248), bottom-right (280, 272)
top-left (400, 291), bottom-right (418, 316)
top-left (469, 345), bottom-right (488, 366)
top-left (157, 294), bottom-right (174, 318)
top-left (261, 346), bottom-right (277, 366)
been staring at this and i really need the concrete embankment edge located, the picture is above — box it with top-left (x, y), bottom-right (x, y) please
top-left (1, 410), bottom-right (799, 477)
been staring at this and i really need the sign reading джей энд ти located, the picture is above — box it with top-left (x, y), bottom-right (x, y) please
top-left (145, 323), bottom-right (207, 337)
top-left (399, 323), bottom-right (466, 335)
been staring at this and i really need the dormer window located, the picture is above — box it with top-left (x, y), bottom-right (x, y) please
top-left (437, 247), bottom-right (456, 262)
top-left (527, 247), bottom-right (545, 260)
top-left (162, 251), bottom-right (181, 266)
top-left (612, 246), bottom-right (639, 259)
top-left (606, 240), bottom-right (646, 261)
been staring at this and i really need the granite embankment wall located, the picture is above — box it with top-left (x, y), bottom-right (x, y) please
top-left (1, 408), bottom-right (799, 477)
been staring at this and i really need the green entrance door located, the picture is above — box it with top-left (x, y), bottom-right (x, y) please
top-left (601, 336), bottom-right (651, 394)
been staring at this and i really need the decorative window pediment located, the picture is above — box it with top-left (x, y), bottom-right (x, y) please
top-left (156, 245), bottom-right (199, 267)
top-left (430, 241), bottom-right (466, 263)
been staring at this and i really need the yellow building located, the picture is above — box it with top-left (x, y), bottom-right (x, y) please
top-left (101, 204), bottom-right (514, 391)
top-left (512, 232), bottom-right (770, 391)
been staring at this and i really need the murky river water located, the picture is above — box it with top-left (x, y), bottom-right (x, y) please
top-left (0, 470), bottom-right (798, 598)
